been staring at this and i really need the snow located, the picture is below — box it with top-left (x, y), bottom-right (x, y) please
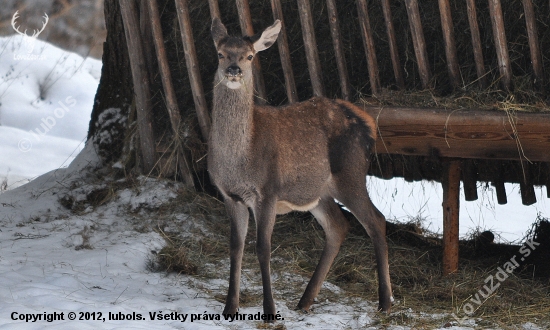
top-left (0, 35), bottom-right (547, 329)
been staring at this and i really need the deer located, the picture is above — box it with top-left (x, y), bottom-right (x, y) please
top-left (11, 10), bottom-right (49, 54)
top-left (208, 18), bottom-right (392, 320)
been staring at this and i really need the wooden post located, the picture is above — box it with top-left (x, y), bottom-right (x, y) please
top-left (438, 0), bottom-right (461, 89)
top-left (326, 0), bottom-right (351, 100)
top-left (404, 0), bottom-right (432, 89)
top-left (462, 160), bottom-right (478, 201)
top-left (236, 0), bottom-right (268, 104)
top-left (487, 0), bottom-right (512, 91)
top-left (442, 160), bottom-right (461, 275)
top-left (147, 0), bottom-right (195, 189)
top-left (380, 0), bottom-right (405, 89)
top-left (297, 0), bottom-right (325, 97)
top-left (356, 0), bottom-right (380, 96)
top-left (271, 0), bottom-right (299, 103)
top-left (120, 0), bottom-right (156, 173)
top-left (521, 0), bottom-right (544, 91)
top-left (208, 0), bottom-right (221, 19)
top-left (175, 0), bottom-right (211, 141)
top-left (465, 0), bottom-right (487, 88)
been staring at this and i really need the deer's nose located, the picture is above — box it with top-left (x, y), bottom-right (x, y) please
top-left (225, 65), bottom-right (242, 77)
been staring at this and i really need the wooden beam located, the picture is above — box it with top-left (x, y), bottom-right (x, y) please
top-left (487, 0), bottom-right (512, 90)
top-left (236, 0), bottom-right (268, 104)
top-left (326, 0), bottom-right (351, 100)
top-left (356, 0), bottom-right (380, 96)
top-left (404, 0), bottom-right (431, 89)
top-left (438, 0), bottom-right (460, 89)
top-left (208, 0), bottom-right (220, 19)
top-left (380, 0), bottom-right (405, 89)
top-left (147, 0), bottom-right (195, 189)
top-left (465, 0), bottom-right (487, 88)
top-left (175, 0), bottom-right (211, 141)
top-left (297, 0), bottom-right (324, 97)
top-left (442, 160), bottom-right (461, 275)
top-left (120, 0), bottom-right (156, 173)
top-left (521, 0), bottom-right (544, 91)
top-left (271, 0), bottom-right (298, 103)
top-left (363, 106), bottom-right (550, 163)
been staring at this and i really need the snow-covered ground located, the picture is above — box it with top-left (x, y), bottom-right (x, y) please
top-left (0, 35), bottom-right (547, 329)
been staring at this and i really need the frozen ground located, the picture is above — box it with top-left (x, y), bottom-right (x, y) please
top-left (0, 34), bottom-right (547, 329)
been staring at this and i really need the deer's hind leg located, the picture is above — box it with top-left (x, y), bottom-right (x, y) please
top-left (297, 197), bottom-right (350, 312)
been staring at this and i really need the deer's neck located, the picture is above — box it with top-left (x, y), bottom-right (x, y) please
top-left (211, 77), bottom-right (255, 160)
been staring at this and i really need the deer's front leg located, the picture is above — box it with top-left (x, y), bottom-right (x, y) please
top-left (223, 199), bottom-right (249, 315)
top-left (253, 200), bottom-right (277, 320)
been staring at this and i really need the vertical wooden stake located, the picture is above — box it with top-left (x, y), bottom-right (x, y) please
top-left (271, 0), bottom-right (299, 103)
top-left (487, 0), bottom-right (512, 91)
top-left (175, 0), bottom-right (211, 141)
top-left (438, 0), bottom-right (460, 89)
top-left (404, 0), bottom-right (432, 89)
top-left (521, 0), bottom-right (544, 91)
top-left (297, 0), bottom-right (325, 97)
top-left (120, 0), bottom-right (156, 173)
top-left (442, 160), bottom-right (460, 276)
top-left (326, 0), bottom-right (351, 100)
top-left (380, 0), bottom-right (405, 89)
top-left (236, 0), bottom-right (268, 104)
top-left (465, 0), bottom-right (487, 88)
top-left (148, 0), bottom-right (195, 189)
top-left (356, 0), bottom-right (380, 96)
top-left (208, 0), bottom-right (221, 19)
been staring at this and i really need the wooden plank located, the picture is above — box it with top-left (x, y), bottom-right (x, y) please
top-left (271, 0), bottom-right (298, 103)
top-left (148, 0), bottom-right (195, 189)
top-left (296, 0), bottom-right (325, 97)
top-left (462, 160), bottom-right (478, 201)
top-left (404, 0), bottom-right (432, 89)
top-left (438, 0), bottom-right (461, 89)
top-left (208, 0), bottom-right (220, 19)
top-left (493, 180), bottom-right (508, 204)
top-left (521, 0), bottom-right (544, 90)
top-left (175, 0), bottom-right (211, 141)
top-left (465, 0), bottom-right (487, 88)
top-left (520, 169), bottom-right (537, 205)
top-left (326, 0), bottom-right (351, 100)
top-left (356, 0), bottom-right (380, 96)
top-left (236, 0), bottom-right (268, 104)
top-left (487, 0), bottom-right (512, 90)
top-left (380, 0), bottom-right (405, 89)
top-left (442, 159), bottom-right (461, 276)
top-left (364, 106), bottom-right (550, 163)
top-left (120, 0), bottom-right (156, 173)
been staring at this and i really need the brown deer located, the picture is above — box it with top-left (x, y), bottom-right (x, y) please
top-left (208, 18), bottom-right (392, 319)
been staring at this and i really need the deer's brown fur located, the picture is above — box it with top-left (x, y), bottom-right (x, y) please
top-left (208, 18), bottom-right (392, 319)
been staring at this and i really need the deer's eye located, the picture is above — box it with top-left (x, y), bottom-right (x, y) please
top-left (218, 53), bottom-right (224, 59)
top-left (247, 55), bottom-right (253, 61)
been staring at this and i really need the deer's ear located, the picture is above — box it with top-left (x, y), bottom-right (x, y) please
top-left (252, 20), bottom-right (281, 52)
top-left (211, 18), bottom-right (228, 48)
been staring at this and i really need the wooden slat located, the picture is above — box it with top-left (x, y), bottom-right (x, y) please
top-left (296, 0), bottom-right (324, 97)
top-left (326, 0), bottom-right (351, 100)
top-left (442, 159), bottom-right (461, 275)
top-left (175, 0), bottom-right (211, 141)
top-left (521, 0), bottom-right (544, 90)
top-left (380, 0), bottom-right (405, 89)
top-left (271, 0), bottom-right (298, 103)
top-left (493, 180), bottom-right (508, 204)
top-left (520, 169), bottom-right (537, 205)
top-left (147, 0), bottom-right (195, 189)
top-left (120, 0), bottom-right (156, 173)
top-left (487, 0), bottom-right (512, 90)
top-left (236, 0), bottom-right (268, 104)
top-left (364, 106), bottom-right (550, 163)
top-left (462, 160), bottom-right (478, 201)
top-left (404, 0), bottom-right (432, 89)
top-left (465, 0), bottom-right (487, 88)
top-left (208, 0), bottom-right (220, 19)
top-left (438, 0), bottom-right (461, 89)
top-left (356, 0), bottom-right (380, 96)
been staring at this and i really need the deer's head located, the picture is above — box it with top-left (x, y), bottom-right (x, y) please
top-left (211, 18), bottom-right (281, 90)
top-left (12, 10), bottom-right (49, 54)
